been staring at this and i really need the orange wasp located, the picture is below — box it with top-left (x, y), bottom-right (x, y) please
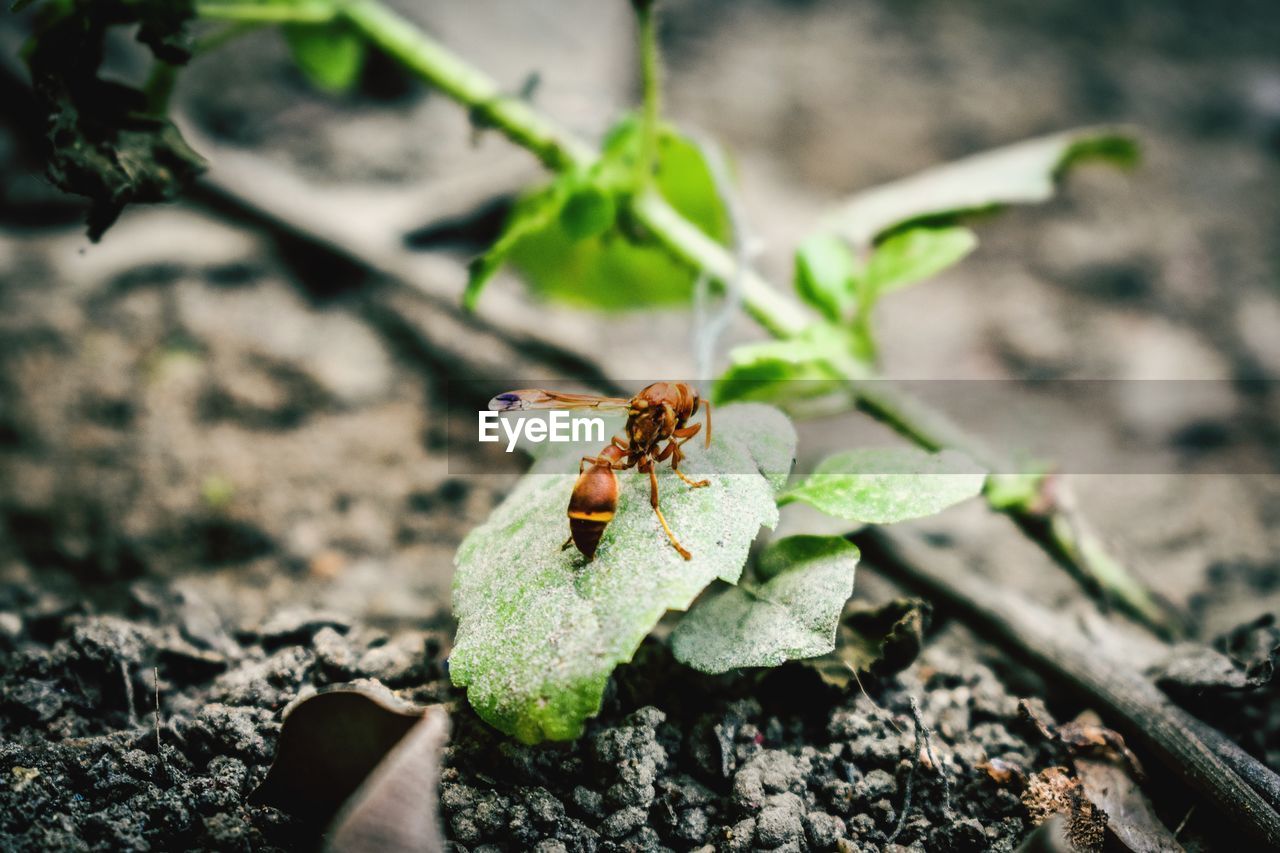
top-left (489, 382), bottom-right (712, 561)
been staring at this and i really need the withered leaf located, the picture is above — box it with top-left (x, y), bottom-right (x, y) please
top-left (1019, 701), bottom-right (1143, 778)
top-left (24, 0), bottom-right (205, 240)
top-left (324, 705), bottom-right (450, 853)
top-left (251, 686), bottom-right (425, 823)
top-left (804, 597), bottom-right (930, 688)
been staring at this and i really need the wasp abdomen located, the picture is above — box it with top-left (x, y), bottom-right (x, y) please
top-left (567, 454), bottom-right (621, 561)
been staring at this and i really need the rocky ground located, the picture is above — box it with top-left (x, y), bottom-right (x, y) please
top-left (1, 578), bottom-right (1116, 852)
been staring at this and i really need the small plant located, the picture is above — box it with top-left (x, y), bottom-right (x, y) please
top-left (16, 0), bottom-right (1161, 743)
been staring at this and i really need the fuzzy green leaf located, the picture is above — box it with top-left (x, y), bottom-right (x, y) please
top-left (671, 536), bottom-right (858, 673)
top-left (283, 21), bottom-right (366, 92)
top-left (450, 404), bottom-right (796, 743)
top-left (862, 226), bottom-right (977, 295)
top-left (781, 447), bottom-right (985, 523)
top-left (794, 234), bottom-right (857, 321)
top-left (825, 127), bottom-right (1138, 247)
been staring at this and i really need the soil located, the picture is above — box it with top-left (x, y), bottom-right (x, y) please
top-left (2, 0), bottom-right (1279, 851)
top-left (0, 581), bottom-right (1101, 852)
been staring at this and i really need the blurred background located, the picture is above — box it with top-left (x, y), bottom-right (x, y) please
top-left (1, 0), bottom-right (1279, 640)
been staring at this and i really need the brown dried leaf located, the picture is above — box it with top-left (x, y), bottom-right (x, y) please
top-left (324, 705), bottom-right (450, 853)
top-left (1019, 700), bottom-right (1142, 778)
top-left (251, 686), bottom-right (425, 822)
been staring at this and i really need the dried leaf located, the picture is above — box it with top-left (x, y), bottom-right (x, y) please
top-left (324, 706), bottom-right (450, 853)
top-left (24, 0), bottom-right (205, 240)
top-left (251, 686), bottom-right (425, 822)
top-left (804, 598), bottom-right (931, 688)
top-left (1020, 701), bottom-right (1142, 778)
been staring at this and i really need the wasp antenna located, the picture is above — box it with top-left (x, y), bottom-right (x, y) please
top-left (703, 399), bottom-right (713, 449)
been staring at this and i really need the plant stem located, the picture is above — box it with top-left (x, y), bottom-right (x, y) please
top-left (342, 0), bottom-right (593, 172)
top-left (848, 380), bottom-right (1175, 634)
top-left (195, 1), bottom-right (337, 24)
top-left (257, 0), bottom-right (1173, 635)
top-left (635, 0), bottom-right (662, 187)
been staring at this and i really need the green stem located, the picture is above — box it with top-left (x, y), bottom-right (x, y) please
top-left (635, 0), bottom-right (662, 186)
top-left (342, 0), bottom-right (594, 172)
top-left (195, 1), bottom-right (337, 23)
top-left (143, 61), bottom-right (178, 115)
top-left (210, 0), bottom-right (1173, 636)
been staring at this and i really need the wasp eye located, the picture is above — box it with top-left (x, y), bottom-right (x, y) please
top-left (489, 393), bottom-right (522, 411)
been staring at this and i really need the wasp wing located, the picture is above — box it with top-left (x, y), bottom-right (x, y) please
top-left (488, 389), bottom-right (632, 412)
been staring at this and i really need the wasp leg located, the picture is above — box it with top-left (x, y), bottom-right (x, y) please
top-left (561, 535), bottom-right (574, 551)
top-left (647, 463), bottom-right (691, 560)
top-left (660, 440), bottom-right (710, 489)
top-left (672, 423), bottom-right (701, 441)
top-left (702, 400), bottom-right (712, 448)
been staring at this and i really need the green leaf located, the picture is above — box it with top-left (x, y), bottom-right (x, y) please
top-left (283, 21), bottom-right (366, 93)
top-left (508, 119), bottom-right (730, 309)
top-left (794, 234), bottom-right (857, 321)
top-left (824, 127), bottom-right (1138, 247)
top-left (714, 324), bottom-right (868, 406)
top-left (671, 536), bottom-right (858, 674)
top-left (464, 185), bottom-right (563, 311)
top-left (559, 184), bottom-right (616, 240)
top-left (450, 404), bottom-right (795, 743)
top-left (780, 447), bottom-right (985, 523)
top-left (861, 226), bottom-right (977, 295)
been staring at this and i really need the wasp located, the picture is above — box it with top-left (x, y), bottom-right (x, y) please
top-left (489, 382), bottom-right (712, 561)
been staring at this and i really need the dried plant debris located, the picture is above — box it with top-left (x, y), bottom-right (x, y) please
top-left (1021, 767), bottom-right (1108, 853)
top-left (1019, 701), bottom-right (1142, 777)
top-left (0, 591), bottom-right (445, 851)
top-left (1147, 614), bottom-right (1280, 771)
top-left (324, 705), bottom-right (450, 853)
top-left (250, 686), bottom-right (426, 822)
top-left (22, 0), bottom-right (206, 239)
top-left (804, 597), bottom-right (932, 688)
top-left (1074, 758), bottom-right (1183, 853)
